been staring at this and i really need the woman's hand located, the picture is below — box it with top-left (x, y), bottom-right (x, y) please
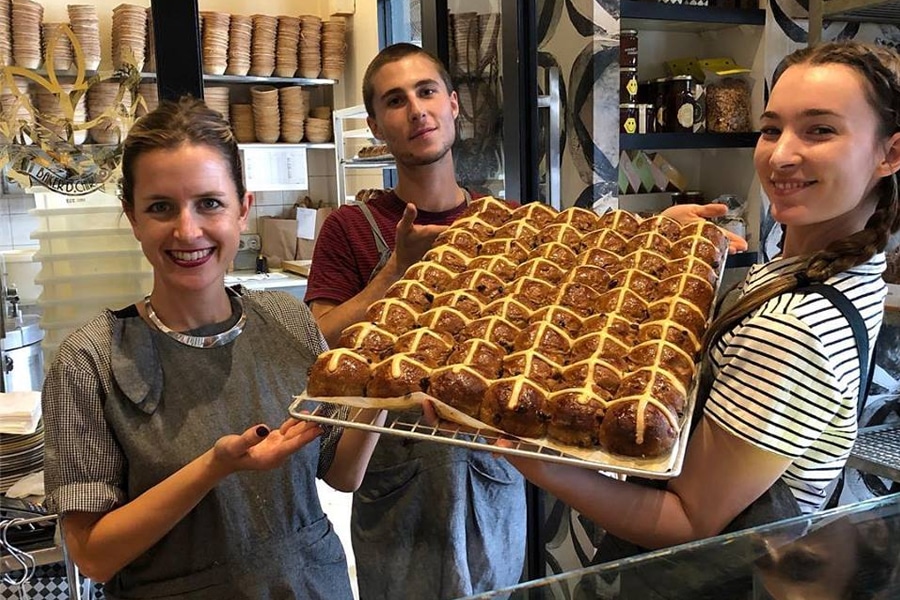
top-left (212, 418), bottom-right (322, 474)
top-left (421, 398), bottom-right (441, 426)
top-left (662, 202), bottom-right (749, 254)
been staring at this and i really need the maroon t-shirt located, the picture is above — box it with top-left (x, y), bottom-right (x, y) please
top-left (305, 190), bottom-right (481, 305)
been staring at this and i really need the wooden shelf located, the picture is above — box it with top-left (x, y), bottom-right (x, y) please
top-left (620, 1), bottom-right (765, 30)
top-left (202, 73), bottom-right (336, 86)
top-left (620, 132), bottom-right (760, 150)
top-left (238, 143), bottom-right (335, 150)
top-left (342, 160), bottom-right (396, 170)
top-left (18, 70), bottom-right (336, 87)
top-left (816, 0), bottom-right (900, 23)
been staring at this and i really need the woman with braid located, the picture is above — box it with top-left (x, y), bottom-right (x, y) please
top-left (499, 40), bottom-right (900, 560)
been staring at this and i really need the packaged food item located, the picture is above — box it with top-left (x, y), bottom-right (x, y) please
top-left (631, 150), bottom-right (659, 193)
top-left (706, 78), bottom-right (751, 132)
top-left (619, 150), bottom-right (642, 194)
top-left (619, 29), bottom-right (638, 68)
top-left (652, 153), bottom-right (688, 192)
top-left (701, 58), bottom-right (753, 133)
top-left (620, 103), bottom-right (638, 134)
top-left (667, 75), bottom-right (696, 133)
top-left (620, 68), bottom-right (638, 102)
top-left (638, 103), bottom-right (653, 134)
top-left (651, 78), bottom-right (669, 133)
top-left (685, 190), bottom-right (706, 205)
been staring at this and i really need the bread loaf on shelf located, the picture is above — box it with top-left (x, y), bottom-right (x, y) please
top-left (306, 199), bottom-right (727, 458)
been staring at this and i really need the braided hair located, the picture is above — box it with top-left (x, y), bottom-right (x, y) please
top-left (705, 41), bottom-right (900, 349)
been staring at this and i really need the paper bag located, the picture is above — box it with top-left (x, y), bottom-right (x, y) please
top-left (259, 217), bottom-right (299, 269)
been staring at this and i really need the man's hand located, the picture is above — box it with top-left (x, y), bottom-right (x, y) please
top-left (662, 203), bottom-right (749, 254)
top-left (394, 203), bottom-right (449, 273)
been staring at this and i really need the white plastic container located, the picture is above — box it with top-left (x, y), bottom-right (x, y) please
top-left (0, 249), bottom-right (41, 305)
top-left (34, 250), bottom-right (152, 277)
top-left (31, 228), bottom-right (141, 254)
top-left (32, 189), bottom-right (121, 211)
top-left (36, 272), bottom-right (153, 301)
top-left (37, 293), bottom-right (139, 323)
top-left (30, 206), bottom-right (129, 232)
top-left (41, 340), bottom-right (61, 369)
top-left (39, 321), bottom-right (84, 346)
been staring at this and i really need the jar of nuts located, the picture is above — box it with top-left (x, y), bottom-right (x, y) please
top-left (706, 77), bottom-right (751, 132)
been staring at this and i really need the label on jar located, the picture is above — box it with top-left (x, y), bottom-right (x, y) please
top-left (653, 78), bottom-right (669, 132)
top-left (637, 103), bottom-right (652, 134)
top-left (668, 76), bottom-right (695, 133)
top-left (620, 68), bottom-right (638, 102)
top-left (692, 82), bottom-right (706, 133)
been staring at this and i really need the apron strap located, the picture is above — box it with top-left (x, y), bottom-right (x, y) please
top-left (357, 201), bottom-right (392, 282)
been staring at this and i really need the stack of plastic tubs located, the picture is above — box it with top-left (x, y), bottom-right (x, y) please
top-left (30, 190), bottom-right (152, 365)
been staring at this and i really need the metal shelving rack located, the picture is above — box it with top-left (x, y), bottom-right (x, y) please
top-left (618, 2), bottom-right (764, 268)
top-left (809, 0), bottom-right (900, 44)
top-left (0, 513), bottom-right (91, 599)
top-left (331, 67), bottom-right (560, 209)
top-left (332, 104), bottom-right (397, 206)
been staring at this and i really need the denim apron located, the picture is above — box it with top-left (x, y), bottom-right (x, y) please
top-left (102, 300), bottom-right (353, 599)
top-left (351, 409), bottom-right (527, 600)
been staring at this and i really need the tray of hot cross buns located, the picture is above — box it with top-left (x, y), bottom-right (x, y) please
top-left (291, 198), bottom-right (729, 479)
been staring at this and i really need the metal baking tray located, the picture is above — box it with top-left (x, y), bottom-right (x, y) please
top-left (291, 228), bottom-right (729, 479)
top-left (289, 388), bottom-right (696, 479)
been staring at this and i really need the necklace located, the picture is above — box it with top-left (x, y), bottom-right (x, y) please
top-left (144, 289), bottom-right (246, 349)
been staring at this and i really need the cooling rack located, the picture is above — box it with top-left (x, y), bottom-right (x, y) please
top-left (289, 393), bottom-right (693, 479)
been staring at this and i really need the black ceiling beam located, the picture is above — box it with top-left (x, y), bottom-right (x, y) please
top-left (150, 0), bottom-right (204, 101)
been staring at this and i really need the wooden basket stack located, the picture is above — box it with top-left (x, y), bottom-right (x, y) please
top-left (298, 15), bottom-right (321, 79)
top-left (67, 4), bottom-right (101, 71)
top-left (200, 11), bottom-right (230, 75)
top-left (11, 0), bottom-right (43, 69)
top-left (111, 3), bottom-right (147, 70)
top-left (225, 14), bottom-right (252, 76)
top-left (249, 14), bottom-right (277, 77)
top-left (320, 18), bottom-right (346, 81)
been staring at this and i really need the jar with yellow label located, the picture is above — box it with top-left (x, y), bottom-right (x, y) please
top-left (620, 68), bottom-right (638, 102)
top-left (620, 103), bottom-right (638, 134)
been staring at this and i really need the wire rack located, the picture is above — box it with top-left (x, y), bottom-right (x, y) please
top-left (848, 423), bottom-right (900, 482)
top-left (290, 397), bottom-right (691, 479)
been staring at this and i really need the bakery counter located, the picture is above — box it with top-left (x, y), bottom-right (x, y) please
top-left (463, 492), bottom-right (900, 599)
top-left (224, 270), bottom-right (308, 301)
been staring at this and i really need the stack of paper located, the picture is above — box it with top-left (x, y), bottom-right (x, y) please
top-left (0, 391), bottom-right (42, 435)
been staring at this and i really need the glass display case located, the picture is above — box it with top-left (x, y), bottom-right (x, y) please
top-left (463, 493), bottom-right (900, 600)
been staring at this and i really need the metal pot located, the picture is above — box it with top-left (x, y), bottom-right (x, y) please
top-left (1, 315), bottom-right (44, 393)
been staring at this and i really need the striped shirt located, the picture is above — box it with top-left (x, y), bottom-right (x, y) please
top-left (705, 253), bottom-right (886, 513)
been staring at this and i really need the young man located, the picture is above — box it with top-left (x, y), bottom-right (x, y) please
top-left (305, 44), bottom-right (527, 599)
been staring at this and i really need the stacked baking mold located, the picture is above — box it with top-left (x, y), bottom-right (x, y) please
top-left (30, 190), bottom-right (151, 364)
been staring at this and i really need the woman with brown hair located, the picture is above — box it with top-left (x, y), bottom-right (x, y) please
top-left (41, 97), bottom-right (382, 599)
top-left (503, 40), bottom-right (900, 563)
